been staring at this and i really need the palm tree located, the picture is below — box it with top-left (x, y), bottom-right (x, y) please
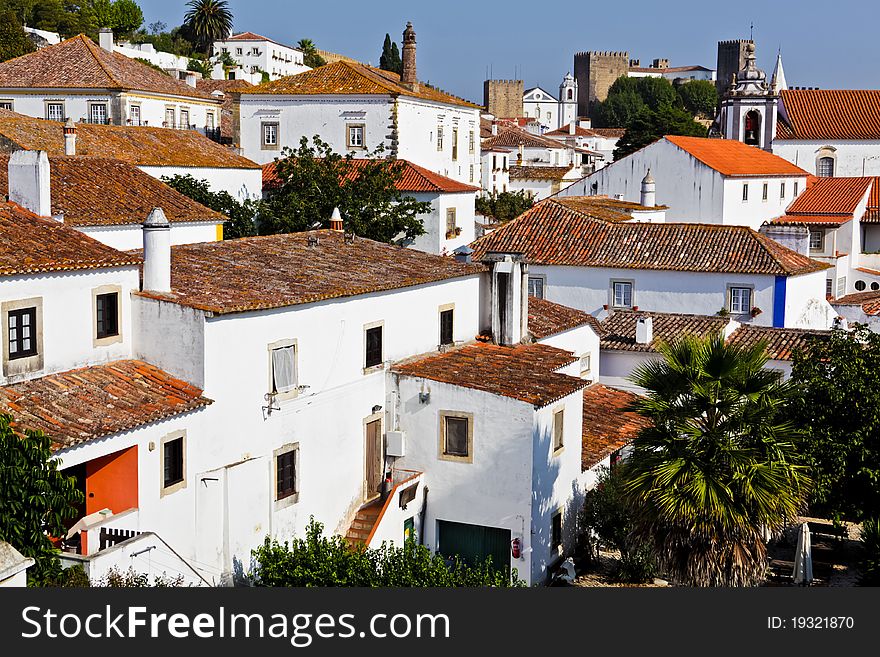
top-left (621, 333), bottom-right (810, 586)
top-left (183, 0), bottom-right (233, 55)
top-left (296, 39), bottom-right (326, 69)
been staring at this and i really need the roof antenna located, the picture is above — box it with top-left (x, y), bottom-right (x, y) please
top-left (750, 21), bottom-right (754, 41)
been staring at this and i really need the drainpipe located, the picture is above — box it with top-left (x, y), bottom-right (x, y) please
top-left (418, 486), bottom-right (429, 546)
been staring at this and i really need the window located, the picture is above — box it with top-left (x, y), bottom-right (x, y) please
top-left (262, 122), bottom-right (278, 150)
top-left (492, 155), bottom-right (497, 170)
top-left (809, 229), bottom-right (824, 251)
top-left (440, 412), bottom-right (473, 461)
top-left (612, 281), bottom-right (632, 309)
top-left (826, 278), bottom-right (834, 298)
top-left (365, 325), bottom-right (383, 369)
top-left (837, 277), bottom-right (847, 298)
top-left (744, 110), bottom-right (761, 146)
top-left (276, 448), bottom-right (297, 500)
top-left (440, 308), bottom-right (454, 346)
top-left (551, 511), bottom-right (563, 553)
top-left (780, 182), bottom-right (786, 199)
top-left (271, 344), bottom-right (297, 394)
top-left (0, 101), bottom-right (13, 111)
top-left (469, 130), bottom-right (475, 154)
top-left (437, 126), bottom-right (444, 151)
top-left (179, 109), bottom-right (189, 128)
top-left (567, 89), bottom-right (573, 100)
top-left (855, 280), bottom-right (867, 292)
top-left (469, 164), bottom-right (474, 183)
top-left (794, 181), bottom-right (799, 196)
top-left (579, 354), bottom-right (591, 378)
top-left (347, 124), bottom-right (364, 149)
top-left (817, 156), bottom-right (835, 178)
top-left (236, 47), bottom-right (243, 55)
top-left (552, 408), bottom-right (564, 453)
top-left (46, 103), bottom-right (64, 122)
top-left (729, 287), bottom-right (752, 314)
top-left (206, 112), bottom-right (214, 130)
top-left (162, 434), bottom-right (185, 491)
top-left (129, 105), bottom-right (141, 126)
top-left (89, 103), bottom-right (108, 124)
top-left (528, 276), bottom-right (545, 299)
top-left (164, 107), bottom-right (175, 128)
top-left (95, 292), bottom-right (119, 339)
top-left (251, 48), bottom-right (260, 55)
top-left (762, 182), bottom-right (768, 201)
top-left (445, 208), bottom-right (457, 235)
top-left (452, 128), bottom-right (459, 160)
top-left (742, 183), bottom-right (749, 202)
top-left (7, 307), bottom-right (37, 360)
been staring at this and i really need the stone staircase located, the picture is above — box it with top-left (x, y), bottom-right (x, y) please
top-left (344, 501), bottom-right (383, 547)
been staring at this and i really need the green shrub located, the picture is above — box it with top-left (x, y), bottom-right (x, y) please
top-left (859, 517), bottom-right (880, 585)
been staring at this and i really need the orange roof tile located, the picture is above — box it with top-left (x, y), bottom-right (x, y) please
top-left (0, 109), bottom-right (259, 169)
top-left (552, 195), bottom-right (667, 218)
top-left (726, 324), bottom-right (830, 360)
top-left (0, 155), bottom-right (224, 226)
top-left (785, 177), bottom-right (872, 215)
top-left (777, 90), bottom-right (880, 140)
top-left (833, 290), bottom-right (880, 316)
top-left (0, 35), bottom-right (216, 101)
top-left (393, 342), bottom-right (587, 408)
top-left (544, 124), bottom-right (625, 139)
top-left (508, 165), bottom-right (574, 180)
top-left (581, 384), bottom-right (648, 470)
top-left (601, 311), bottom-right (730, 352)
top-left (471, 197), bottom-right (829, 276)
top-left (0, 360), bottom-right (212, 450)
top-left (665, 135), bottom-right (808, 177)
top-left (244, 60), bottom-right (480, 108)
top-left (482, 126), bottom-right (564, 150)
top-left (528, 296), bottom-right (605, 339)
top-left (0, 201), bottom-right (138, 277)
top-left (225, 32), bottom-right (294, 49)
top-left (262, 158), bottom-right (480, 194)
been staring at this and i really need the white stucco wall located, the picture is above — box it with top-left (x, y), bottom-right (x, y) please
top-left (405, 191), bottom-right (477, 255)
top-left (598, 349), bottom-right (655, 393)
top-left (773, 140), bottom-right (880, 177)
top-left (133, 296), bottom-right (206, 389)
top-left (722, 176), bottom-right (807, 230)
top-left (212, 38), bottom-right (308, 82)
top-left (365, 474), bottom-right (424, 549)
top-left (78, 222), bottom-right (222, 251)
top-left (783, 269), bottom-right (836, 329)
top-left (534, 323), bottom-right (600, 384)
top-left (138, 165), bottom-right (262, 201)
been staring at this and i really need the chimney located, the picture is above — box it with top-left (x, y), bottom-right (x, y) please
top-left (8, 150), bottom-right (51, 217)
top-left (485, 252), bottom-right (528, 346)
top-left (640, 169), bottom-right (656, 207)
top-left (142, 208), bottom-right (171, 293)
top-left (758, 223), bottom-right (809, 257)
top-left (491, 122), bottom-right (498, 136)
top-left (98, 28), bottom-right (114, 52)
top-left (185, 72), bottom-right (198, 88)
top-left (329, 207), bottom-right (344, 231)
top-left (517, 144), bottom-right (524, 164)
top-left (635, 316), bottom-right (653, 345)
top-left (401, 22), bottom-right (418, 92)
top-left (568, 120), bottom-right (576, 135)
top-left (63, 118), bottom-right (76, 156)
top-left (453, 245), bottom-right (474, 264)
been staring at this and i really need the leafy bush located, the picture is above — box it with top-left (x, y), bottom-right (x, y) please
top-left (95, 566), bottom-right (185, 587)
top-left (161, 174), bottom-right (258, 239)
top-left (859, 517), bottom-right (880, 586)
top-left (475, 190), bottom-right (535, 223)
top-left (251, 518), bottom-right (522, 587)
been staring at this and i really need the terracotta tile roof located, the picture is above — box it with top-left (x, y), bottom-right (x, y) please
top-left (665, 135), bottom-right (808, 177)
top-left (482, 126), bottom-right (564, 150)
top-left (0, 201), bottom-right (138, 277)
top-left (224, 32), bottom-right (294, 49)
top-left (262, 158), bottom-right (480, 193)
top-left (726, 324), bottom-right (830, 360)
top-left (0, 360), bottom-right (212, 450)
top-left (552, 195), bottom-right (667, 218)
top-left (777, 90), bottom-right (880, 140)
top-left (544, 124), bottom-right (625, 139)
top-left (243, 60), bottom-right (480, 108)
top-left (527, 296), bottom-right (605, 339)
top-left (0, 109), bottom-right (259, 169)
top-left (0, 35), bottom-right (215, 100)
top-left (393, 342), bottom-right (587, 408)
top-left (508, 165), bottom-right (574, 180)
top-left (581, 384), bottom-right (648, 470)
top-left (137, 229), bottom-right (484, 314)
top-left (196, 78), bottom-right (253, 140)
top-left (600, 311), bottom-right (730, 352)
top-left (591, 128), bottom-right (626, 139)
top-left (770, 215), bottom-right (850, 226)
top-left (861, 177), bottom-right (880, 223)
top-left (832, 290), bottom-right (880, 315)
top-left (471, 197), bottom-right (829, 275)
top-left (0, 155), bottom-right (224, 226)
top-left (785, 177), bottom-right (872, 215)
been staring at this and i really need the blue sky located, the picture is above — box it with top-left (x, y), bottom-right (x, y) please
top-left (143, 0), bottom-right (877, 101)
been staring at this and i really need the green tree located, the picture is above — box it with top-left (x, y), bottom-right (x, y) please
top-left (259, 136), bottom-right (429, 243)
top-left (475, 190), bottom-right (535, 223)
top-left (790, 325), bottom-right (880, 521)
top-left (251, 518), bottom-right (522, 587)
top-left (613, 105), bottom-right (707, 159)
top-left (0, 414), bottom-right (84, 585)
top-left (187, 57), bottom-right (212, 78)
top-left (379, 33), bottom-right (401, 74)
top-left (677, 79), bottom-right (718, 118)
top-left (161, 174), bottom-right (257, 240)
top-left (109, 0), bottom-right (143, 38)
top-left (182, 0), bottom-right (232, 55)
top-left (0, 10), bottom-right (36, 62)
top-left (297, 38), bottom-right (325, 68)
top-left (621, 333), bottom-right (811, 586)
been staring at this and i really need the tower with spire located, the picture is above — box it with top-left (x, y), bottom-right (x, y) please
top-left (558, 72), bottom-right (577, 129)
top-left (716, 42), bottom-right (778, 151)
top-left (771, 50), bottom-right (787, 93)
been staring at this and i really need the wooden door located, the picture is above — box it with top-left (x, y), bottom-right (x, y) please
top-left (365, 419), bottom-right (383, 501)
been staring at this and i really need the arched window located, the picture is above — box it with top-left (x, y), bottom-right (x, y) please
top-left (567, 89), bottom-right (573, 100)
top-left (744, 110), bottom-right (761, 146)
top-left (817, 157), bottom-right (835, 177)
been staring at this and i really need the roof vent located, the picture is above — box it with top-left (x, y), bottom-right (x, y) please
top-left (307, 235), bottom-right (319, 247)
top-left (344, 231), bottom-right (356, 244)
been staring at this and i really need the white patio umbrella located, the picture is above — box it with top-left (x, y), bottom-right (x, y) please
top-left (792, 522), bottom-right (813, 586)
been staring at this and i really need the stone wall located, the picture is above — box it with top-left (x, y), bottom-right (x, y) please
top-left (573, 51), bottom-right (629, 117)
top-left (483, 79), bottom-right (524, 118)
top-left (716, 40), bottom-right (752, 94)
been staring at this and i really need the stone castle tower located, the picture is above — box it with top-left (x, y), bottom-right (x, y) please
top-left (483, 79), bottom-right (524, 118)
top-left (573, 51), bottom-right (629, 118)
top-left (716, 39), bottom-right (753, 95)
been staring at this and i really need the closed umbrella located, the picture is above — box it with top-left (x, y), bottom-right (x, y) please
top-left (792, 522), bottom-right (813, 586)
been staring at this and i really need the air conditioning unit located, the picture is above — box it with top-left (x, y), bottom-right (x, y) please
top-left (386, 431), bottom-right (406, 457)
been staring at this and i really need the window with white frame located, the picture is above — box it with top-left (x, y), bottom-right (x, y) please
top-left (729, 287), bottom-right (752, 314)
top-left (0, 100), bottom-right (13, 111)
top-left (270, 343), bottom-right (297, 394)
top-left (742, 183), bottom-right (749, 202)
top-left (826, 278), bottom-right (833, 298)
top-left (469, 130), bottom-right (475, 153)
top-left (206, 112), bottom-right (214, 129)
top-left (762, 182), bottom-right (768, 201)
top-left (469, 164), bottom-right (474, 182)
top-left (794, 181), bottom-right (799, 196)
top-left (347, 124), bottom-right (364, 149)
top-left (528, 276), bottom-right (545, 299)
top-left (129, 105), bottom-right (141, 125)
top-left (46, 103), bottom-right (64, 122)
top-left (809, 229), bottom-right (824, 251)
top-left (579, 354), bottom-right (591, 378)
top-left (552, 408), bottom-right (564, 453)
top-left (89, 103), bottom-right (108, 124)
top-left (262, 122), bottom-right (278, 149)
top-left (780, 182), bottom-right (786, 199)
top-left (164, 107), bottom-right (175, 128)
top-left (437, 126), bottom-right (444, 151)
top-left (236, 47), bottom-right (243, 55)
top-left (445, 208), bottom-right (457, 235)
top-left (160, 432), bottom-right (186, 495)
top-left (179, 109), bottom-right (190, 128)
top-left (837, 277), bottom-right (847, 298)
top-left (817, 157), bottom-right (835, 178)
top-left (612, 281), bottom-right (632, 309)
top-left (275, 445), bottom-right (298, 502)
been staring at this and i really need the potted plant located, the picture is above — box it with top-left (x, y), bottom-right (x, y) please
top-left (717, 307), bottom-right (729, 317)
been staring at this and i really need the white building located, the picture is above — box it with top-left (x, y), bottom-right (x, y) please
top-left (558, 135), bottom-right (809, 229)
top-left (0, 34), bottom-right (221, 133)
top-left (472, 196), bottom-right (836, 329)
top-left (627, 59), bottom-right (716, 83)
top-left (521, 74), bottom-right (577, 131)
top-left (481, 147), bottom-right (511, 195)
top-left (509, 165), bottom-right (581, 200)
top-left (543, 121), bottom-right (622, 169)
top-left (263, 157), bottom-right (480, 255)
top-left (482, 123), bottom-right (590, 173)
top-left (212, 32), bottom-right (309, 84)
top-left (0, 541), bottom-right (33, 587)
top-left (235, 23), bottom-right (482, 188)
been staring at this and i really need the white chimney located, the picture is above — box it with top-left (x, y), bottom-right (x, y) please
top-left (568, 120), bottom-right (576, 135)
top-left (635, 316), bottom-right (653, 345)
top-left (640, 169), bottom-right (656, 207)
top-left (491, 122), bottom-right (498, 136)
top-left (98, 28), bottom-right (114, 52)
top-left (8, 150), bottom-right (51, 217)
top-left (517, 144), bottom-right (524, 164)
top-left (329, 207), bottom-right (343, 231)
top-left (185, 72), bottom-right (198, 88)
top-left (63, 118), bottom-right (76, 156)
top-left (142, 208), bottom-right (171, 293)
top-left (488, 253), bottom-right (528, 346)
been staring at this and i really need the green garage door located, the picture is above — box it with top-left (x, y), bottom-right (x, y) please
top-left (437, 520), bottom-right (511, 570)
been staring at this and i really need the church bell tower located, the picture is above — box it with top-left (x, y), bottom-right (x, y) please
top-left (717, 42), bottom-right (778, 151)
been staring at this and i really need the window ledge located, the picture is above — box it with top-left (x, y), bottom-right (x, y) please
top-left (363, 363), bottom-right (385, 375)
